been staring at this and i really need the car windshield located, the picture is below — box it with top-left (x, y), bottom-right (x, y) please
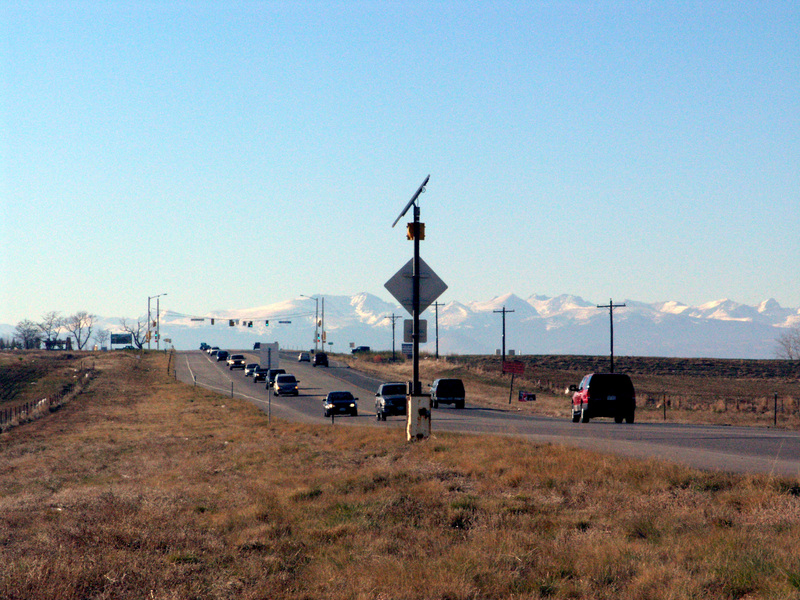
top-left (329, 392), bottom-right (353, 401)
top-left (382, 384), bottom-right (406, 395)
top-left (277, 375), bottom-right (296, 383)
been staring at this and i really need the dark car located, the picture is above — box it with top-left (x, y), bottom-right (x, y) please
top-left (200, 343), bottom-right (209, 351)
top-left (324, 391), bottom-right (358, 417)
top-left (430, 378), bottom-right (465, 409)
top-left (313, 352), bottom-right (328, 367)
top-left (570, 373), bottom-right (635, 424)
top-left (216, 350), bottom-right (229, 362)
top-left (253, 366), bottom-right (269, 383)
top-left (351, 346), bottom-right (370, 354)
top-left (266, 368), bottom-right (286, 387)
top-left (375, 382), bottom-right (407, 421)
top-left (273, 373), bottom-right (299, 396)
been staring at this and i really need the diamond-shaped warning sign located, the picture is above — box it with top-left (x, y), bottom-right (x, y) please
top-left (384, 257), bottom-right (447, 316)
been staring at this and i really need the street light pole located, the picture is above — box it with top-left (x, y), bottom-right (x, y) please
top-left (301, 295), bottom-right (320, 352)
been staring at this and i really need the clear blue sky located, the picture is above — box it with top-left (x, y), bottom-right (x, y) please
top-left (2, 1), bottom-right (799, 325)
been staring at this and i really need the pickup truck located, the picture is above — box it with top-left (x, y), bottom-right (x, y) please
top-left (570, 373), bottom-right (635, 424)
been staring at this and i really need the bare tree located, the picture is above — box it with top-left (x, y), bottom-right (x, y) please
top-left (38, 310), bottom-right (65, 343)
top-left (776, 327), bottom-right (800, 360)
top-left (119, 317), bottom-right (148, 350)
top-left (94, 328), bottom-right (111, 349)
top-left (15, 320), bottom-right (42, 349)
top-left (65, 311), bottom-right (96, 350)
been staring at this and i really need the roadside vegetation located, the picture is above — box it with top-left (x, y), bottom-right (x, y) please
top-left (2, 350), bottom-right (800, 599)
top-left (345, 352), bottom-right (800, 428)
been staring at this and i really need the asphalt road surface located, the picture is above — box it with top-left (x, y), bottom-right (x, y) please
top-left (177, 350), bottom-right (800, 479)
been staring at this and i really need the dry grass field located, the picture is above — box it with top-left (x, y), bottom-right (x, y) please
top-left (2, 351), bottom-right (800, 599)
top-left (345, 353), bottom-right (800, 428)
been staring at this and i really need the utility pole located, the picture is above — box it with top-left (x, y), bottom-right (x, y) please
top-left (432, 301), bottom-right (445, 359)
top-left (493, 306), bottom-right (515, 364)
top-left (385, 314), bottom-right (402, 361)
top-left (597, 298), bottom-right (626, 373)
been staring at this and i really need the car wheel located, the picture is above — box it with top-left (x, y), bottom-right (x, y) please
top-left (614, 415), bottom-right (624, 424)
top-left (580, 407), bottom-right (590, 423)
top-left (432, 400), bottom-right (438, 409)
top-left (456, 401), bottom-right (465, 409)
top-left (625, 413), bottom-right (635, 424)
top-left (572, 410), bottom-right (580, 423)
top-left (381, 412), bottom-right (387, 421)
top-left (352, 409), bottom-right (358, 417)
top-left (376, 412), bottom-right (382, 422)
top-left (324, 410), bottom-right (329, 418)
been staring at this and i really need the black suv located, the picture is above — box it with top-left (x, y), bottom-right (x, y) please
top-left (569, 373), bottom-right (635, 423)
top-left (375, 382), bottom-right (407, 421)
top-left (313, 352), bottom-right (328, 367)
top-left (430, 378), bottom-right (465, 409)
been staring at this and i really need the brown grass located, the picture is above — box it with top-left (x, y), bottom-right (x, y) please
top-left (2, 351), bottom-right (800, 599)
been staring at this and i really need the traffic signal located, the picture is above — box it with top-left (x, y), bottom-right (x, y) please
top-left (211, 318), bottom-right (215, 325)
top-left (406, 222), bottom-right (425, 240)
top-left (229, 320), bottom-right (235, 327)
top-left (265, 320), bottom-right (269, 326)
top-left (248, 321), bottom-right (253, 328)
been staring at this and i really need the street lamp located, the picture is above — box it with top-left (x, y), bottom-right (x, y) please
top-left (301, 295), bottom-right (320, 352)
top-left (147, 293), bottom-right (167, 350)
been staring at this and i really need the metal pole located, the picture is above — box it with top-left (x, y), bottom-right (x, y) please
top-left (774, 392), bottom-right (778, 427)
top-left (147, 296), bottom-right (151, 350)
top-left (157, 296), bottom-right (161, 351)
top-left (412, 205), bottom-right (421, 395)
top-left (434, 301), bottom-right (442, 359)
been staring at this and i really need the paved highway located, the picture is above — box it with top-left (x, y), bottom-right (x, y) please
top-left (177, 350), bottom-right (800, 479)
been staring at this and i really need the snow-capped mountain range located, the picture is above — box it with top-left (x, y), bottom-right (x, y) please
top-left (4, 294), bottom-right (798, 359)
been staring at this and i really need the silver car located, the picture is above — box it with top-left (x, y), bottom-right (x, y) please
top-left (273, 373), bottom-right (299, 396)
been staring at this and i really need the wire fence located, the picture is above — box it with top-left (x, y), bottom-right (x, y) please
top-left (0, 368), bottom-right (95, 432)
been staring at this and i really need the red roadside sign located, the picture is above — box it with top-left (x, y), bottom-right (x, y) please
top-left (502, 360), bottom-right (525, 375)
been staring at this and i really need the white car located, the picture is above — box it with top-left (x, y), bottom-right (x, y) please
top-left (227, 354), bottom-right (246, 370)
top-left (298, 352), bottom-right (310, 362)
